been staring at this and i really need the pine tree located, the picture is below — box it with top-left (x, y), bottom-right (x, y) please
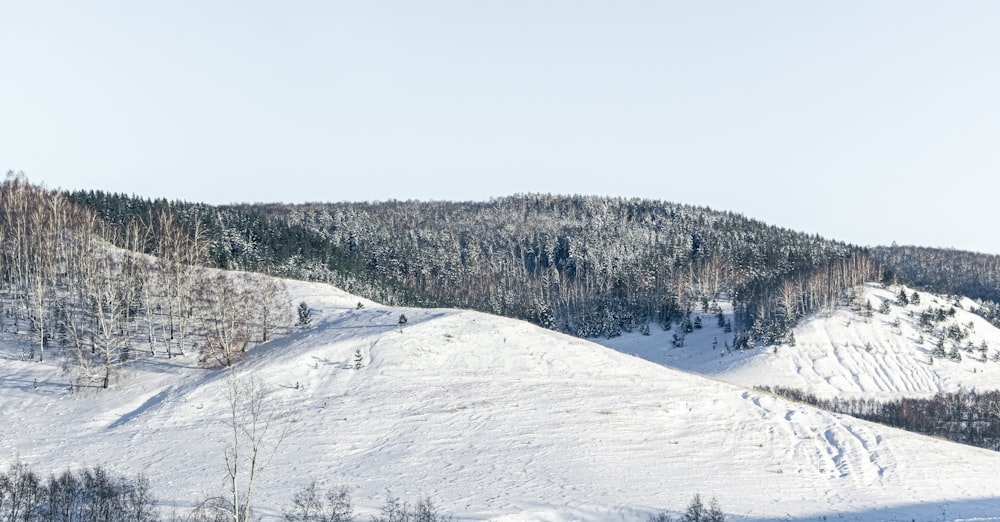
top-left (681, 494), bottom-right (705, 522)
top-left (297, 302), bottom-right (312, 327)
top-left (354, 348), bottom-right (364, 370)
top-left (933, 338), bottom-right (947, 358)
top-left (897, 288), bottom-right (909, 306)
top-left (705, 497), bottom-right (726, 522)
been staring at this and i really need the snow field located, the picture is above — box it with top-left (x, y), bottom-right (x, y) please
top-left (2, 280), bottom-right (1000, 520)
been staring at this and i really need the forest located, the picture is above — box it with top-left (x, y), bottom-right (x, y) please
top-left (67, 188), bottom-right (883, 345)
top-left (758, 386), bottom-right (1000, 452)
top-left (873, 245), bottom-right (1000, 304)
top-left (11, 173), bottom-right (1000, 371)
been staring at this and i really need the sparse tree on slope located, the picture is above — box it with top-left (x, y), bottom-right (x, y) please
top-left (214, 371), bottom-right (294, 522)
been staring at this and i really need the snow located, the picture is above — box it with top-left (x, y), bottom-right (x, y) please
top-left (3, 280), bottom-right (1000, 521)
top-left (600, 283), bottom-right (1000, 399)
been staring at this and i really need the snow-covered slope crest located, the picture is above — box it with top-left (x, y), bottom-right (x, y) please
top-left (4, 280), bottom-right (1000, 521)
top-left (602, 283), bottom-right (1000, 399)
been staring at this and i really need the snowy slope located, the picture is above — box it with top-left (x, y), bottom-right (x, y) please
top-left (3, 280), bottom-right (1000, 521)
top-left (600, 283), bottom-right (1000, 399)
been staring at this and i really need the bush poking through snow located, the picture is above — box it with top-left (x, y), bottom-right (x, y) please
top-left (283, 485), bottom-right (452, 522)
top-left (646, 494), bottom-right (725, 522)
top-left (283, 482), bottom-right (353, 522)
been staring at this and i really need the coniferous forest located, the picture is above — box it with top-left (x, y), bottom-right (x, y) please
top-left (872, 245), bottom-right (1000, 302)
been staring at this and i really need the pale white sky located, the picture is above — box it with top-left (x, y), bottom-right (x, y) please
top-left (2, 1), bottom-right (999, 253)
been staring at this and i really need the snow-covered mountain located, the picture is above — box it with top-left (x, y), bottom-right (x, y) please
top-left (602, 283), bottom-right (1000, 399)
top-left (4, 280), bottom-right (1000, 521)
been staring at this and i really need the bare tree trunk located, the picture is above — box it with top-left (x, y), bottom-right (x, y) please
top-left (218, 371), bottom-right (293, 522)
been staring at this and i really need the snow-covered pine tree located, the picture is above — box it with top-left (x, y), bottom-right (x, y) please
top-left (297, 302), bottom-right (311, 327)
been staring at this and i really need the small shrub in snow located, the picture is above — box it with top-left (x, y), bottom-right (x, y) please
top-left (283, 482), bottom-right (353, 522)
top-left (645, 494), bottom-right (725, 522)
top-left (370, 491), bottom-right (452, 522)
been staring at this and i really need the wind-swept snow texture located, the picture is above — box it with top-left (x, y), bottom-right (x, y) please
top-left (602, 283), bottom-right (1000, 399)
top-left (3, 280), bottom-right (1000, 521)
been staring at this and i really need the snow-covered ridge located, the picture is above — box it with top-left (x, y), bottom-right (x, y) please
top-left (601, 283), bottom-right (1000, 399)
top-left (3, 280), bottom-right (1000, 520)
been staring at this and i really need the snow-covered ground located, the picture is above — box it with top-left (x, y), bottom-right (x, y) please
top-left (3, 280), bottom-right (1000, 521)
top-left (600, 283), bottom-right (1000, 398)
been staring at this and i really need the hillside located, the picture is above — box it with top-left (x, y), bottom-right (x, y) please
top-left (873, 244), bottom-right (1000, 304)
top-left (68, 190), bottom-right (877, 342)
top-left (601, 283), bottom-right (1000, 399)
top-left (5, 279), bottom-right (1000, 521)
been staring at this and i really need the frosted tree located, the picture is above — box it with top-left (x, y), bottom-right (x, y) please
top-left (297, 302), bottom-right (312, 328)
top-left (681, 494), bottom-right (705, 522)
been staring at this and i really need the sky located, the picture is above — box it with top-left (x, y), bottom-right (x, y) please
top-left (2, 1), bottom-right (999, 254)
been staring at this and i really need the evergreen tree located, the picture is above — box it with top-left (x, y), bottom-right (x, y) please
top-left (933, 338), bottom-right (947, 358)
top-left (297, 302), bottom-right (312, 327)
top-left (897, 288), bottom-right (909, 306)
top-left (705, 497), bottom-right (726, 522)
top-left (681, 494), bottom-right (705, 522)
top-left (354, 348), bottom-right (364, 370)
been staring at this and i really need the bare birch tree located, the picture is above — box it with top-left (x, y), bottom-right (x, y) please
top-left (208, 371), bottom-right (293, 522)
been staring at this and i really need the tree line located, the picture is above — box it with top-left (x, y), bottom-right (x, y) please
top-left (872, 245), bottom-right (1000, 304)
top-left (68, 189), bottom-right (884, 345)
top-left (757, 386), bottom-right (1000, 451)
top-left (1, 175), bottom-right (292, 388)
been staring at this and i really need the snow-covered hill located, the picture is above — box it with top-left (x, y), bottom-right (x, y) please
top-left (601, 283), bottom-right (1000, 398)
top-left (4, 280), bottom-right (1000, 521)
